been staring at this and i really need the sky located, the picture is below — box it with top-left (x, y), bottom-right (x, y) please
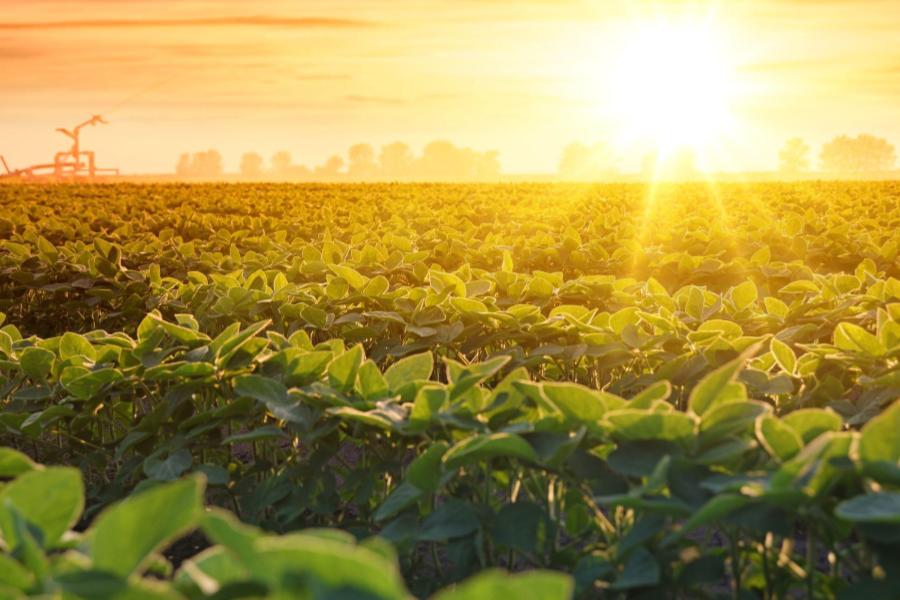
top-left (1, 0), bottom-right (899, 175)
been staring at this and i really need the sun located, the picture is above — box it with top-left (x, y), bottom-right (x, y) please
top-left (610, 17), bottom-right (737, 155)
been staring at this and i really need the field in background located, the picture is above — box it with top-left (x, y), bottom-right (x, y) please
top-left (0, 182), bottom-right (898, 598)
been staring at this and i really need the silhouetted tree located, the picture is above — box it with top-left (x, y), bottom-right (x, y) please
top-left (315, 155), bottom-right (345, 179)
top-left (271, 151), bottom-right (293, 176)
top-left (379, 142), bottom-right (414, 180)
top-left (416, 141), bottom-right (501, 181)
top-left (240, 152), bottom-right (264, 178)
top-left (347, 144), bottom-right (378, 180)
top-left (778, 138), bottom-right (811, 174)
top-left (175, 150), bottom-right (223, 178)
top-left (820, 134), bottom-right (896, 173)
top-left (175, 153), bottom-right (192, 177)
top-left (558, 142), bottom-right (618, 180)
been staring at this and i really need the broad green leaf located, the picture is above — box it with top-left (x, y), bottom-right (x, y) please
top-left (835, 493), bottom-right (900, 524)
top-left (666, 493), bottom-right (750, 541)
top-left (443, 433), bottom-right (537, 469)
top-left (328, 344), bottom-right (364, 392)
top-left (0, 448), bottom-right (39, 478)
top-left (357, 360), bottom-right (390, 400)
top-left (770, 338), bottom-right (797, 375)
top-left (19, 347), bottom-right (55, 379)
top-left (144, 449), bottom-right (193, 481)
top-left (374, 482), bottom-right (423, 522)
top-left (610, 547), bottom-right (661, 590)
top-left (329, 264), bottom-right (369, 290)
top-left (605, 410), bottom-right (697, 446)
top-left (732, 280), bottom-right (758, 310)
top-left (91, 476), bottom-right (205, 577)
top-left (542, 382), bottom-right (619, 423)
top-left (859, 401), bottom-right (900, 483)
top-left (245, 534), bottom-right (408, 599)
top-left (628, 381), bottom-right (672, 409)
top-left (756, 415), bottom-right (803, 462)
top-left (432, 569), bottom-right (573, 600)
top-left (406, 442), bottom-right (448, 492)
top-left (384, 352), bottom-right (434, 391)
top-left (0, 467), bottom-right (83, 549)
top-left (834, 322), bottom-right (886, 356)
top-left (688, 350), bottom-right (756, 416)
top-left (63, 368), bottom-right (124, 400)
top-left (418, 498), bottom-right (480, 542)
top-left (59, 332), bottom-right (96, 362)
top-left (782, 408), bottom-right (842, 444)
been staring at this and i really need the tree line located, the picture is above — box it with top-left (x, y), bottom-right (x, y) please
top-left (175, 141), bottom-right (502, 181)
top-left (175, 133), bottom-right (897, 181)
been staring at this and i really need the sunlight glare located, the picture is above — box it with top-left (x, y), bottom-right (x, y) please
top-left (611, 18), bottom-right (737, 155)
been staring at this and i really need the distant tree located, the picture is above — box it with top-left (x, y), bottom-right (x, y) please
top-left (315, 155), bottom-right (345, 179)
top-left (347, 144), bottom-right (379, 180)
top-left (175, 150), bottom-right (223, 178)
top-left (379, 142), bottom-right (414, 180)
top-left (240, 152), bottom-right (264, 179)
top-left (820, 134), bottom-right (896, 173)
top-left (271, 151), bottom-right (293, 176)
top-left (778, 138), bottom-right (811, 174)
top-left (175, 153), bottom-right (192, 177)
top-left (558, 142), bottom-right (618, 180)
top-left (415, 141), bottom-right (502, 181)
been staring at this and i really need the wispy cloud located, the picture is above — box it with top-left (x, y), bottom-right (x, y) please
top-left (0, 16), bottom-right (377, 30)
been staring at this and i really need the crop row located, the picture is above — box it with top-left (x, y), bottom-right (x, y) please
top-left (1, 309), bottom-right (899, 596)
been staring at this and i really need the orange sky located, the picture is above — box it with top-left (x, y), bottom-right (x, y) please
top-left (1, 0), bottom-right (899, 174)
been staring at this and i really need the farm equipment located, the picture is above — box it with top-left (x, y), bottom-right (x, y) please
top-left (1, 115), bottom-right (119, 181)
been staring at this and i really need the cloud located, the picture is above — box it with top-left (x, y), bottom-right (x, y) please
top-left (0, 16), bottom-right (376, 30)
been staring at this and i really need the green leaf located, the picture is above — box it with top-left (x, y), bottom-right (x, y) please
top-left (688, 352), bottom-right (753, 416)
top-left (606, 410), bottom-right (697, 446)
top-left (666, 493), bottom-right (750, 542)
top-left (19, 347), bottom-right (55, 379)
top-left (443, 433), bottom-right (537, 469)
top-left (59, 332), bottom-right (96, 362)
top-left (733, 280), bottom-right (758, 310)
top-left (0, 447), bottom-right (39, 478)
top-left (328, 344), bottom-right (364, 392)
top-left (756, 415), bottom-right (803, 462)
top-left (148, 313), bottom-right (210, 344)
top-left (0, 467), bottom-right (83, 549)
top-left (244, 533), bottom-right (408, 600)
top-left (610, 547), bottom-right (661, 590)
top-left (836, 493), bottom-right (900, 524)
top-left (406, 442), bottom-right (448, 492)
top-left (492, 502), bottom-right (551, 554)
top-left (541, 382), bottom-right (618, 423)
top-left (859, 401), bottom-right (900, 483)
top-left (357, 360), bottom-right (389, 400)
top-left (329, 264), bottom-right (369, 290)
top-left (234, 374), bottom-right (288, 405)
top-left (834, 322), bottom-right (886, 357)
top-left (384, 352), bottom-right (434, 391)
top-left (374, 482), bottom-right (423, 522)
top-left (63, 368), bottom-right (124, 400)
top-left (90, 476), bottom-right (205, 577)
top-left (143, 449), bottom-right (193, 481)
top-left (782, 408), bottom-right (842, 444)
top-left (770, 338), bottom-right (797, 375)
top-left (432, 569), bottom-right (573, 600)
top-left (628, 381), bottom-right (672, 409)
top-left (418, 498), bottom-right (480, 542)
top-left (222, 425), bottom-right (288, 445)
